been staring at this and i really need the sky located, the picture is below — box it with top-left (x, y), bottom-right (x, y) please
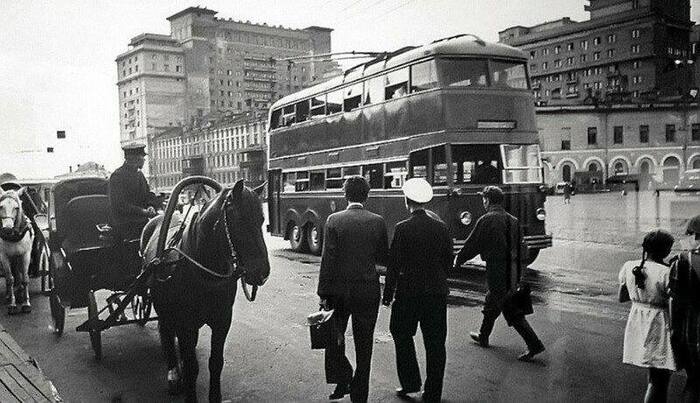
top-left (1, 0), bottom-right (698, 178)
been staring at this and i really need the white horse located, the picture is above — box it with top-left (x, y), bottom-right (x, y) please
top-left (0, 189), bottom-right (33, 314)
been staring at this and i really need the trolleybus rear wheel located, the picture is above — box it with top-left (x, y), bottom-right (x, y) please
top-left (288, 222), bottom-right (308, 253)
top-left (87, 290), bottom-right (102, 361)
top-left (307, 223), bottom-right (322, 256)
top-left (49, 289), bottom-right (64, 336)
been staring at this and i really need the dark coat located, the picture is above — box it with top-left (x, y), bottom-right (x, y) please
top-left (455, 205), bottom-right (521, 295)
top-left (384, 209), bottom-right (452, 301)
top-left (108, 163), bottom-right (158, 227)
top-left (317, 205), bottom-right (389, 302)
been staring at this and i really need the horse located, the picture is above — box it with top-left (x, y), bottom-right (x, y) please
top-left (0, 188), bottom-right (34, 314)
top-left (141, 178), bottom-right (270, 402)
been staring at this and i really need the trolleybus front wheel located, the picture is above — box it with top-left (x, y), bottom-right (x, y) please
top-left (288, 222), bottom-right (308, 253)
top-left (306, 223), bottom-right (322, 256)
top-left (87, 290), bottom-right (102, 361)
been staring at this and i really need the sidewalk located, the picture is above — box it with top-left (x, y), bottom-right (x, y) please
top-left (0, 323), bottom-right (59, 402)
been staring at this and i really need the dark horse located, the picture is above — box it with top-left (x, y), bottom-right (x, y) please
top-left (141, 178), bottom-right (270, 402)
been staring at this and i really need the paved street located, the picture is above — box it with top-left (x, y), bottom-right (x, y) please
top-left (0, 190), bottom-right (696, 402)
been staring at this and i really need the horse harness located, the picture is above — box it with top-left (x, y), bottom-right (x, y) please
top-left (149, 193), bottom-right (258, 302)
top-left (0, 194), bottom-right (31, 243)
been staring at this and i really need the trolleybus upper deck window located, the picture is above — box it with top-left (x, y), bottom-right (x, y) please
top-left (490, 60), bottom-right (529, 89)
top-left (410, 60), bottom-right (438, 93)
top-left (326, 168), bottom-right (343, 189)
top-left (270, 108), bottom-right (283, 129)
top-left (344, 83), bottom-right (363, 111)
top-left (327, 89), bottom-right (343, 115)
top-left (409, 149), bottom-right (429, 179)
top-left (310, 94), bottom-right (326, 117)
top-left (438, 58), bottom-right (489, 87)
top-left (384, 161), bottom-right (408, 189)
top-left (295, 100), bottom-right (310, 122)
top-left (283, 105), bottom-right (296, 126)
top-left (364, 75), bottom-right (385, 105)
top-left (385, 68), bottom-right (409, 99)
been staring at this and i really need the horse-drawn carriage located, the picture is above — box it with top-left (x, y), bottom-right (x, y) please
top-left (46, 176), bottom-right (154, 359)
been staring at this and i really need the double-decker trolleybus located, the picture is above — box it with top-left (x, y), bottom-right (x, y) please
top-left (266, 34), bottom-right (552, 264)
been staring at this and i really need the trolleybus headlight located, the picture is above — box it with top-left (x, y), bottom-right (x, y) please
top-left (536, 208), bottom-right (546, 221)
top-left (459, 211), bottom-right (472, 226)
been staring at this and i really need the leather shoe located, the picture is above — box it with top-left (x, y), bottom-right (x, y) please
top-left (396, 387), bottom-right (421, 399)
top-left (517, 345), bottom-right (545, 362)
top-left (329, 383), bottom-right (350, 400)
top-left (469, 331), bottom-right (489, 347)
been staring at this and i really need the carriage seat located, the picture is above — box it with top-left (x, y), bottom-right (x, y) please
top-left (61, 195), bottom-right (112, 256)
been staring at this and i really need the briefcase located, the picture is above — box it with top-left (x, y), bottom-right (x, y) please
top-left (307, 309), bottom-right (335, 350)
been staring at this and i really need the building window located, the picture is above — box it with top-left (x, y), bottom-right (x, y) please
top-left (665, 124), bottom-right (676, 142)
top-left (594, 52), bottom-right (600, 60)
top-left (692, 124), bottom-right (700, 141)
top-left (567, 42), bottom-right (574, 51)
top-left (530, 63), bottom-right (537, 71)
top-left (567, 57), bottom-right (574, 65)
top-left (638, 125), bottom-right (648, 143)
top-left (607, 34), bottom-right (616, 43)
top-left (587, 127), bottom-right (597, 145)
top-left (633, 61), bottom-right (641, 69)
top-left (632, 29), bottom-right (640, 39)
top-left (530, 50), bottom-right (536, 59)
top-left (581, 40), bottom-right (589, 50)
top-left (561, 140), bottom-right (571, 150)
top-left (607, 49), bottom-right (615, 58)
top-left (613, 126), bottom-right (623, 144)
top-left (554, 59), bottom-right (561, 68)
top-left (163, 64), bottom-right (169, 71)
top-left (632, 76), bottom-right (643, 84)
top-left (631, 44), bottom-right (640, 53)
top-left (542, 48), bottom-right (549, 56)
top-left (554, 45), bottom-right (561, 54)
top-left (227, 70), bottom-right (232, 75)
top-left (580, 54), bottom-right (587, 63)
top-left (176, 65), bottom-right (182, 72)
top-left (594, 37), bottom-right (601, 45)
top-left (542, 61), bottom-right (548, 70)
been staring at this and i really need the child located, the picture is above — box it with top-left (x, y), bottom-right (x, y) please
top-left (619, 230), bottom-right (676, 403)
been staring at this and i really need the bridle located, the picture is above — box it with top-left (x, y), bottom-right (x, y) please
top-left (156, 191), bottom-right (258, 302)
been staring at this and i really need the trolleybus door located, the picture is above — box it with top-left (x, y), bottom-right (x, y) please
top-left (267, 169), bottom-right (282, 235)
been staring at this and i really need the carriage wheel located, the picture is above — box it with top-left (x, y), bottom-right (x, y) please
top-left (49, 289), bottom-right (65, 336)
top-left (87, 290), bottom-right (102, 361)
top-left (131, 294), bottom-right (153, 326)
top-left (40, 247), bottom-right (50, 295)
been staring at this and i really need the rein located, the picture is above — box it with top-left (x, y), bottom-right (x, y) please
top-left (151, 193), bottom-right (258, 302)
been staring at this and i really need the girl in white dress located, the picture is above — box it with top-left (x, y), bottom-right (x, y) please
top-left (619, 230), bottom-right (675, 403)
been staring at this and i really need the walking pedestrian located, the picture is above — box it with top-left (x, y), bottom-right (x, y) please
top-left (454, 185), bottom-right (545, 361)
top-left (670, 214), bottom-right (700, 403)
top-left (382, 178), bottom-right (452, 403)
top-left (619, 230), bottom-right (676, 403)
top-left (563, 181), bottom-right (572, 204)
top-left (317, 175), bottom-right (389, 402)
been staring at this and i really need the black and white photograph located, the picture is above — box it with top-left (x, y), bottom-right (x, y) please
top-left (1, 0), bottom-right (699, 401)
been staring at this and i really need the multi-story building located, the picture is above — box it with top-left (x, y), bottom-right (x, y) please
top-left (115, 34), bottom-right (187, 147)
top-left (538, 102), bottom-right (700, 188)
top-left (150, 111), bottom-right (268, 191)
top-left (499, 0), bottom-right (695, 106)
top-left (116, 6), bottom-right (340, 150)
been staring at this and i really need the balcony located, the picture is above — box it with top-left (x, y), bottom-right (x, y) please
top-left (566, 76), bottom-right (578, 84)
top-left (244, 75), bottom-right (275, 82)
top-left (566, 91), bottom-right (580, 98)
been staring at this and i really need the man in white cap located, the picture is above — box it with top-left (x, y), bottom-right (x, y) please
top-left (383, 178), bottom-right (452, 403)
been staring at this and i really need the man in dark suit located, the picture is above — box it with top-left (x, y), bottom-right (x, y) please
top-left (383, 178), bottom-right (452, 403)
top-left (318, 176), bottom-right (389, 402)
top-left (108, 143), bottom-right (159, 240)
top-left (454, 185), bottom-right (545, 361)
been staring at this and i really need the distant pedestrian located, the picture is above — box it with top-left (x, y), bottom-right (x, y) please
top-left (670, 215), bottom-right (700, 403)
top-left (563, 182), bottom-right (572, 204)
top-left (619, 230), bottom-right (676, 403)
top-left (317, 175), bottom-right (389, 402)
top-left (383, 178), bottom-right (452, 403)
top-left (454, 186), bottom-right (545, 361)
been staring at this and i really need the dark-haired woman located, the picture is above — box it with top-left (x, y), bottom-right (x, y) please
top-left (670, 215), bottom-right (700, 403)
top-left (619, 230), bottom-right (676, 403)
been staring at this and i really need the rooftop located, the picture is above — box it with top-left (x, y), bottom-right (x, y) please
top-left (166, 6), bottom-right (217, 21)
